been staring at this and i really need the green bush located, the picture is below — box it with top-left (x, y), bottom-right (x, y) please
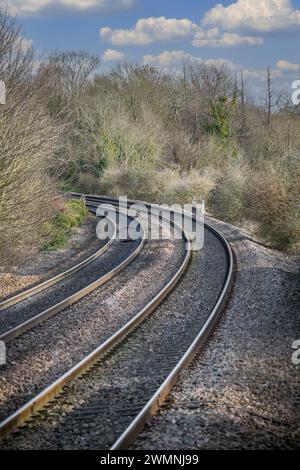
top-left (43, 199), bottom-right (88, 250)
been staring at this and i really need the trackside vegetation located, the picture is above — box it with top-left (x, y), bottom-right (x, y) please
top-left (0, 7), bottom-right (299, 269)
top-left (42, 200), bottom-right (88, 251)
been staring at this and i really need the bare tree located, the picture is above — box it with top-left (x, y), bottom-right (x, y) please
top-left (266, 66), bottom-right (272, 128)
top-left (239, 68), bottom-right (247, 136)
top-left (0, 10), bottom-right (19, 57)
top-left (0, 8), bottom-right (64, 267)
top-left (187, 63), bottom-right (233, 101)
top-left (47, 51), bottom-right (100, 96)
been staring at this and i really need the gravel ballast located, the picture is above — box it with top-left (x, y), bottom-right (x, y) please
top-left (0, 227), bottom-right (228, 449)
top-left (0, 216), bottom-right (186, 422)
top-left (0, 217), bottom-right (102, 302)
top-left (133, 218), bottom-right (300, 450)
top-left (0, 234), bottom-right (137, 335)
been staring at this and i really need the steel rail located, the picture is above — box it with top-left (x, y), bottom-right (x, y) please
top-left (111, 222), bottom-right (233, 449)
top-left (0, 206), bottom-right (191, 440)
top-left (0, 217), bottom-right (116, 311)
top-left (0, 210), bottom-right (144, 343)
top-left (72, 194), bottom-right (234, 450)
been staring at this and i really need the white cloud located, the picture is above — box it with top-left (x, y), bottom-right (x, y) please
top-left (20, 37), bottom-right (33, 51)
top-left (5, 0), bottom-right (136, 16)
top-left (192, 29), bottom-right (264, 47)
top-left (100, 26), bottom-right (150, 45)
top-left (102, 49), bottom-right (126, 62)
top-left (242, 68), bottom-right (274, 81)
top-left (144, 50), bottom-right (201, 67)
top-left (143, 50), bottom-right (241, 71)
top-left (203, 0), bottom-right (300, 33)
top-left (100, 16), bottom-right (198, 45)
top-left (101, 15), bottom-right (264, 48)
top-left (276, 59), bottom-right (300, 71)
top-left (143, 50), bottom-right (282, 83)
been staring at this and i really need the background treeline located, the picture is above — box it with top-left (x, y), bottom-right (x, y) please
top-left (0, 9), bottom-right (299, 268)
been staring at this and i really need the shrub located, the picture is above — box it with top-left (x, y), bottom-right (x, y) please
top-left (209, 167), bottom-right (245, 223)
top-left (164, 169), bottom-right (216, 205)
top-left (43, 199), bottom-right (88, 250)
top-left (99, 165), bottom-right (216, 206)
top-left (244, 168), bottom-right (300, 250)
top-left (98, 106), bottom-right (167, 171)
top-left (99, 166), bottom-right (166, 202)
top-left (197, 135), bottom-right (240, 169)
top-left (42, 223), bottom-right (68, 250)
top-left (165, 131), bottom-right (199, 171)
top-left (77, 173), bottom-right (102, 194)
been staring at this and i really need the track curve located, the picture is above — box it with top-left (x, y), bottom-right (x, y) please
top-left (0, 210), bottom-right (144, 342)
top-left (0, 194), bottom-right (233, 450)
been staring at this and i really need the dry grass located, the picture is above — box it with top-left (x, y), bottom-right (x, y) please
top-left (98, 165), bottom-right (216, 206)
top-left (244, 168), bottom-right (300, 250)
top-left (209, 167), bottom-right (246, 224)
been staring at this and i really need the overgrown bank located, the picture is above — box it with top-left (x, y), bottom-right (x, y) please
top-left (42, 199), bottom-right (88, 251)
top-left (61, 65), bottom-right (300, 251)
top-left (0, 7), bottom-right (299, 269)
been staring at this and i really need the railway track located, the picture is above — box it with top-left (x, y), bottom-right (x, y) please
top-left (0, 209), bottom-right (144, 342)
top-left (0, 216), bottom-right (115, 310)
top-left (0, 195), bottom-right (233, 450)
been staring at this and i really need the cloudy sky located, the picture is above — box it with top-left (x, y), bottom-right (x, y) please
top-left (3, 0), bottom-right (300, 95)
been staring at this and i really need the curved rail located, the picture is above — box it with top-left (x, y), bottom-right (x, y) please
top-left (0, 217), bottom-right (116, 311)
top-left (0, 195), bottom-right (233, 449)
top-left (73, 194), bottom-right (234, 450)
top-left (0, 207), bottom-right (191, 440)
top-left (0, 211), bottom-right (145, 343)
top-left (112, 224), bottom-right (233, 449)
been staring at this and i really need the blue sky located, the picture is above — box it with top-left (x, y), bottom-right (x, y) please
top-left (4, 0), bottom-right (300, 95)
